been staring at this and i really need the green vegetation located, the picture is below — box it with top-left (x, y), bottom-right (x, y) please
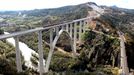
top-left (0, 28), bottom-right (3, 34)
top-left (1, 3), bottom-right (90, 33)
top-left (14, 28), bottom-right (120, 75)
top-left (0, 40), bottom-right (29, 75)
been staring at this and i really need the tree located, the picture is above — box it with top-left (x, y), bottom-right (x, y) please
top-left (0, 28), bottom-right (4, 35)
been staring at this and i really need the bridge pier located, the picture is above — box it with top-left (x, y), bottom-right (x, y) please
top-left (56, 27), bottom-right (59, 35)
top-left (66, 24), bottom-right (69, 32)
top-left (15, 36), bottom-right (22, 72)
top-left (70, 23), bottom-right (72, 38)
top-left (79, 21), bottom-right (82, 43)
top-left (118, 31), bottom-right (129, 75)
top-left (73, 22), bottom-right (77, 53)
top-left (38, 31), bottom-right (44, 75)
top-left (62, 25), bottom-right (64, 30)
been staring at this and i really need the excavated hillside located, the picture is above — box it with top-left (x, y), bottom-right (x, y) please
top-left (88, 3), bottom-right (134, 70)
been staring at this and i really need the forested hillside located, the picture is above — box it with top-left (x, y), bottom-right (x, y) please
top-left (0, 3), bottom-right (91, 32)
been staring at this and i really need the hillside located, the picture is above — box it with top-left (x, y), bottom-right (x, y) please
top-left (83, 3), bottom-right (134, 71)
top-left (90, 4), bottom-right (134, 70)
top-left (0, 3), bottom-right (92, 32)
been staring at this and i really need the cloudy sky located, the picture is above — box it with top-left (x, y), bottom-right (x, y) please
top-left (0, 0), bottom-right (133, 11)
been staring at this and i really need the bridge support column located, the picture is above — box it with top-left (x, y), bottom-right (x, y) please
top-left (79, 21), bottom-right (82, 43)
top-left (120, 38), bottom-right (129, 75)
top-left (56, 27), bottom-right (59, 35)
top-left (45, 29), bottom-right (53, 72)
top-left (118, 31), bottom-right (129, 75)
top-left (62, 25), bottom-right (64, 30)
top-left (70, 23), bottom-right (72, 38)
top-left (73, 22), bottom-right (77, 54)
top-left (83, 21), bottom-right (86, 33)
top-left (66, 24), bottom-right (69, 32)
top-left (38, 31), bottom-right (44, 75)
top-left (15, 36), bottom-right (22, 72)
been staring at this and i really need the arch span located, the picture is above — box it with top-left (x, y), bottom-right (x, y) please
top-left (52, 29), bottom-right (74, 53)
top-left (45, 29), bottom-right (75, 72)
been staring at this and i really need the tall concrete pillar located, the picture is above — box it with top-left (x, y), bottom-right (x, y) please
top-left (70, 23), bottom-right (72, 38)
top-left (56, 27), bottom-right (59, 35)
top-left (118, 31), bottom-right (129, 75)
top-left (73, 22), bottom-right (77, 53)
top-left (38, 31), bottom-right (44, 75)
top-left (66, 24), bottom-right (69, 32)
top-left (79, 21), bottom-right (82, 43)
top-left (83, 21), bottom-right (86, 33)
top-left (120, 37), bottom-right (129, 75)
top-left (15, 36), bottom-right (22, 72)
top-left (62, 25), bottom-right (64, 30)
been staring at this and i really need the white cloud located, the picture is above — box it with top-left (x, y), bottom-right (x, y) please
top-left (0, 0), bottom-right (133, 11)
top-left (0, 0), bottom-right (90, 10)
top-left (91, 0), bottom-right (134, 9)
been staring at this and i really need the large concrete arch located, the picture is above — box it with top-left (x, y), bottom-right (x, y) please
top-left (53, 29), bottom-right (75, 54)
top-left (45, 29), bottom-right (75, 72)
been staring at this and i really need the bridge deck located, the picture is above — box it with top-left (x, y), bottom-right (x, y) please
top-left (0, 17), bottom-right (91, 40)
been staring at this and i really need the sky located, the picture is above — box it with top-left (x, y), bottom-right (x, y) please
top-left (0, 0), bottom-right (133, 11)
